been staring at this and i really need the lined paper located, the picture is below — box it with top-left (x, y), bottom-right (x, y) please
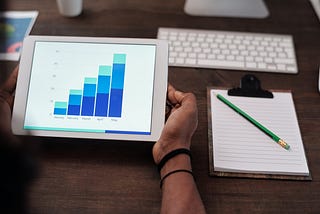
top-left (210, 89), bottom-right (309, 176)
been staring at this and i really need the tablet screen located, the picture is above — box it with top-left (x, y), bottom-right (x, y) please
top-left (23, 41), bottom-right (157, 135)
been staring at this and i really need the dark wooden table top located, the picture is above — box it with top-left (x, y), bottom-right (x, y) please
top-left (2, 0), bottom-right (320, 213)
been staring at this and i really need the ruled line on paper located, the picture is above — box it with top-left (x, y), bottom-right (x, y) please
top-left (210, 89), bottom-right (309, 175)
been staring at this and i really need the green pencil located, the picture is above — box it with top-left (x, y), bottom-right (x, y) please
top-left (215, 93), bottom-right (290, 150)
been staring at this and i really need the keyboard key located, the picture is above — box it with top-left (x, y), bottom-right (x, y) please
top-left (188, 53), bottom-right (196, 58)
top-left (186, 58), bottom-right (196, 65)
top-left (176, 58), bottom-right (184, 64)
top-left (277, 64), bottom-right (286, 70)
top-left (169, 58), bottom-right (175, 64)
top-left (258, 63), bottom-right (267, 69)
top-left (274, 58), bottom-right (295, 64)
top-left (246, 62), bottom-right (257, 68)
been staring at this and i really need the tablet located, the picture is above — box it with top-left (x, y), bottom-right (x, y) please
top-left (12, 36), bottom-right (168, 142)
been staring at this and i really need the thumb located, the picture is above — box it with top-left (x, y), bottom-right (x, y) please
top-left (175, 91), bottom-right (197, 108)
top-left (174, 90), bottom-right (185, 103)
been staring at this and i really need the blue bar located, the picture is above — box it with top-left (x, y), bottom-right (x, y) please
top-left (81, 96), bottom-right (95, 116)
top-left (67, 93), bottom-right (82, 115)
top-left (105, 130), bottom-right (151, 135)
top-left (54, 108), bottom-right (67, 115)
top-left (108, 89), bottom-right (123, 117)
top-left (95, 69), bottom-right (111, 116)
top-left (54, 101), bottom-right (67, 115)
top-left (95, 93), bottom-right (109, 116)
top-left (81, 79), bottom-right (97, 116)
top-left (68, 105), bottom-right (81, 115)
top-left (109, 54), bottom-right (126, 117)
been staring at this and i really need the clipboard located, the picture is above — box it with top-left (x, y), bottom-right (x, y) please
top-left (207, 74), bottom-right (311, 180)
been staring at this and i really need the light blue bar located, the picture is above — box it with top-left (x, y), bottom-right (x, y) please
top-left (84, 77), bottom-right (97, 84)
top-left (113, 54), bottom-right (126, 64)
top-left (55, 101), bottom-right (68, 108)
top-left (99, 65), bottom-right (112, 76)
top-left (83, 84), bottom-right (96, 97)
top-left (97, 75), bottom-right (111, 93)
top-left (70, 89), bottom-right (82, 95)
top-left (111, 64), bottom-right (125, 89)
top-left (54, 108), bottom-right (67, 115)
top-left (68, 94), bottom-right (82, 105)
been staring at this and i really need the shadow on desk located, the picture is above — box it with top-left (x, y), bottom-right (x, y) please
top-left (37, 137), bottom-right (155, 167)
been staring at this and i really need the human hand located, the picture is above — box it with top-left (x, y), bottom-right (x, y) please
top-left (0, 66), bottom-right (18, 108)
top-left (0, 66), bottom-right (18, 134)
top-left (152, 84), bottom-right (198, 165)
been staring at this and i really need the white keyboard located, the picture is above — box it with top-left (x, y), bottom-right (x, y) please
top-left (157, 28), bottom-right (298, 74)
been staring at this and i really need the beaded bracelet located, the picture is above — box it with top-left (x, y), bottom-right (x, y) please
top-left (160, 169), bottom-right (194, 188)
top-left (157, 148), bottom-right (192, 172)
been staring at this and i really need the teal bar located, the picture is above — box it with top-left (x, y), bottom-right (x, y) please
top-left (70, 89), bottom-right (82, 95)
top-left (99, 65), bottom-right (112, 76)
top-left (84, 77), bottom-right (97, 84)
top-left (55, 101), bottom-right (68, 108)
top-left (24, 126), bottom-right (105, 133)
top-left (113, 54), bottom-right (126, 64)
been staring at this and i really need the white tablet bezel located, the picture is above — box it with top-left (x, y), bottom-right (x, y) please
top-left (12, 36), bottom-right (168, 142)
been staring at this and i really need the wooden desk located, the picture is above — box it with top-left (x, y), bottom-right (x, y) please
top-left (3, 0), bottom-right (320, 213)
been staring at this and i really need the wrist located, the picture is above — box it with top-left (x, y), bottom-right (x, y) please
top-left (153, 138), bottom-right (191, 165)
top-left (160, 154), bottom-right (192, 178)
top-left (157, 148), bottom-right (192, 172)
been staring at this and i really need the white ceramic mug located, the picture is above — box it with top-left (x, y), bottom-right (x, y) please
top-left (56, 0), bottom-right (83, 17)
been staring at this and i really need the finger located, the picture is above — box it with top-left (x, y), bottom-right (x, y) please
top-left (1, 66), bottom-right (18, 94)
top-left (174, 91), bottom-right (197, 109)
top-left (167, 84), bottom-right (178, 105)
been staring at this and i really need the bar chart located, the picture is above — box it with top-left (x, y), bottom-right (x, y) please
top-left (24, 41), bottom-right (156, 135)
top-left (53, 54), bottom-right (126, 118)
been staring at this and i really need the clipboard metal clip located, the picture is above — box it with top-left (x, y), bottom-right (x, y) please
top-left (228, 74), bottom-right (273, 98)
